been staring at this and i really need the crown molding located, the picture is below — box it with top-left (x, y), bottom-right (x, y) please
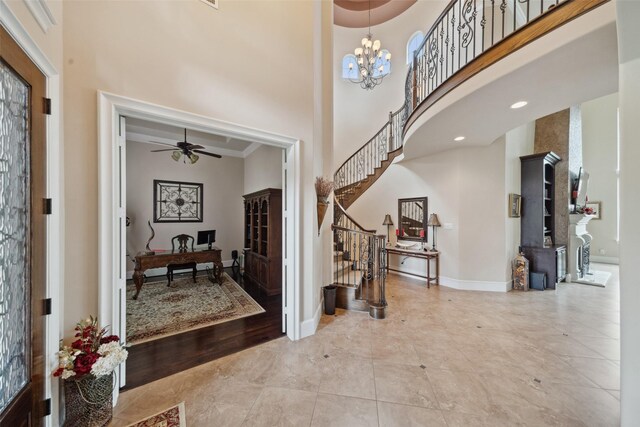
top-left (23, 0), bottom-right (56, 33)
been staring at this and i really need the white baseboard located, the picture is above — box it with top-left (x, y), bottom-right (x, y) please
top-left (590, 256), bottom-right (619, 265)
top-left (439, 276), bottom-right (511, 292)
top-left (387, 268), bottom-right (510, 292)
top-left (126, 259), bottom-right (235, 280)
top-left (300, 299), bottom-right (323, 339)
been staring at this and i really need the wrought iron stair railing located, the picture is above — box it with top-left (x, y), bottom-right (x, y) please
top-left (334, 105), bottom-right (407, 209)
top-left (409, 0), bottom-right (570, 111)
top-left (331, 224), bottom-right (387, 319)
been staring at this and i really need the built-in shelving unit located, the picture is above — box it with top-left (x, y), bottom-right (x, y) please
top-left (520, 151), bottom-right (566, 288)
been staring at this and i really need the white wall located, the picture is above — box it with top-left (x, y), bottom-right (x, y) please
top-left (61, 0), bottom-right (332, 336)
top-left (244, 145), bottom-right (283, 194)
top-left (347, 137), bottom-right (512, 291)
top-left (581, 93), bottom-right (619, 261)
top-left (617, 1), bottom-right (640, 424)
top-left (333, 0), bottom-right (447, 165)
top-left (504, 122), bottom-right (536, 282)
top-left (125, 141), bottom-right (245, 272)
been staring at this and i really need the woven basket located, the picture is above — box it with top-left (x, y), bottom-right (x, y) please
top-left (63, 373), bottom-right (114, 427)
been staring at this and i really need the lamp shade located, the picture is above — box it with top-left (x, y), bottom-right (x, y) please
top-left (382, 214), bottom-right (394, 226)
top-left (427, 213), bottom-right (441, 227)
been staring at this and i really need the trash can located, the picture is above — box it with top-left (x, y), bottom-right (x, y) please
top-left (323, 285), bottom-right (337, 315)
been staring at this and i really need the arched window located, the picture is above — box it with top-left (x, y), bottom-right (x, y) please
top-left (373, 50), bottom-right (391, 77)
top-left (406, 31), bottom-right (424, 65)
top-left (342, 54), bottom-right (359, 80)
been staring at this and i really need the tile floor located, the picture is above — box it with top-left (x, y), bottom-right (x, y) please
top-left (110, 264), bottom-right (620, 426)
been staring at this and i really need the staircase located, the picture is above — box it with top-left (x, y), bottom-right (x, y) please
top-left (329, 107), bottom-right (407, 318)
top-left (329, 0), bottom-right (588, 318)
top-left (334, 107), bottom-right (406, 210)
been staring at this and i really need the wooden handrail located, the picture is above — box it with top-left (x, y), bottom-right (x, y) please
top-left (334, 197), bottom-right (376, 233)
top-left (334, 120), bottom-right (390, 177)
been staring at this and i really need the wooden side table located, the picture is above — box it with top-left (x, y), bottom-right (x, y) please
top-left (385, 246), bottom-right (439, 288)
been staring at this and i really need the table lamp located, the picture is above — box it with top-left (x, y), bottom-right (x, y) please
top-left (382, 214), bottom-right (394, 244)
top-left (427, 213), bottom-right (441, 251)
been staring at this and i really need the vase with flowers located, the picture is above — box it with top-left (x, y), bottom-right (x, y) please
top-left (54, 316), bottom-right (128, 427)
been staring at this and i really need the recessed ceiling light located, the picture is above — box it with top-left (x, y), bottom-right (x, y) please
top-left (454, 136), bottom-right (465, 142)
top-left (511, 101), bottom-right (528, 109)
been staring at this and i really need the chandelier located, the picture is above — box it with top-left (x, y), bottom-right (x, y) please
top-left (347, 0), bottom-right (391, 90)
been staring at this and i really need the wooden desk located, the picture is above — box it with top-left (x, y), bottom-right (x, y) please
top-left (132, 248), bottom-right (223, 299)
top-left (385, 246), bottom-right (439, 288)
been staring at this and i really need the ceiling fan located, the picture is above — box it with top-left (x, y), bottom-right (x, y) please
top-left (150, 128), bottom-right (222, 164)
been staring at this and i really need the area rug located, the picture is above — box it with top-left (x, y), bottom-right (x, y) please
top-left (126, 402), bottom-right (186, 427)
top-left (126, 273), bottom-right (265, 344)
top-left (574, 270), bottom-right (612, 288)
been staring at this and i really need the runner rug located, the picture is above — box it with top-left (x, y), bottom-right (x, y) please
top-left (126, 402), bottom-right (186, 427)
top-left (126, 273), bottom-right (265, 344)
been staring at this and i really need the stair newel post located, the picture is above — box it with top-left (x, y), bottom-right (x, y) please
top-left (379, 235), bottom-right (387, 307)
top-left (352, 235), bottom-right (357, 287)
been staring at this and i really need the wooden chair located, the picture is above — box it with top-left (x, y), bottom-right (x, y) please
top-left (167, 234), bottom-right (197, 286)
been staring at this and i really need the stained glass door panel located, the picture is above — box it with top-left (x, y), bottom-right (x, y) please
top-left (0, 60), bottom-right (31, 414)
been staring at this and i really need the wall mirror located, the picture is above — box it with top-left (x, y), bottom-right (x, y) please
top-left (398, 197), bottom-right (428, 241)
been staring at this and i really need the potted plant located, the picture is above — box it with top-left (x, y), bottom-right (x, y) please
top-left (53, 316), bottom-right (128, 427)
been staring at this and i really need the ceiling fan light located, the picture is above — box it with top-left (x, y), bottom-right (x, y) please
top-left (188, 153), bottom-right (199, 164)
top-left (171, 151), bottom-right (182, 162)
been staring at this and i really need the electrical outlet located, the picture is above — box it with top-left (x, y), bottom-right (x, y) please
top-left (599, 249), bottom-right (605, 255)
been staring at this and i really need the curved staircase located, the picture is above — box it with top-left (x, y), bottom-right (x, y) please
top-left (330, 0), bottom-right (609, 318)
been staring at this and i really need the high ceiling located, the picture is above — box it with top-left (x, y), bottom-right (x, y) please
top-left (334, 0), bottom-right (416, 28)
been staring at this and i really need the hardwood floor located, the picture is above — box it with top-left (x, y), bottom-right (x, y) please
top-left (124, 267), bottom-right (284, 390)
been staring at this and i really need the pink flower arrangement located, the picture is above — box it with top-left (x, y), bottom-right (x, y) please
top-left (53, 316), bottom-right (127, 380)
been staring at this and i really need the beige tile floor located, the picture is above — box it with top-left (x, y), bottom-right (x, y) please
top-left (110, 263), bottom-right (620, 426)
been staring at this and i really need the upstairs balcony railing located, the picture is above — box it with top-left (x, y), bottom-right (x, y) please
top-left (404, 0), bottom-right (608, 133)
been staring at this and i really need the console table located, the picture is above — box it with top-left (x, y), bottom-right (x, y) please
top-left (132, 248), bottom-right (223, 299)
top-left (385, 246), bottom-right (439, 288)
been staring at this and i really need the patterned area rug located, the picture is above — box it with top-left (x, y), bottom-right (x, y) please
top-left (126, 273), bottom-right (265, 344)
top-left (126, 402), bottom-right (186, 427)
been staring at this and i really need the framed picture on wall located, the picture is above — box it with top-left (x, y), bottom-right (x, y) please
top-left (585, 201), bottom-right (601, 220)
top-left (153, 180), bottom-right (203, 223)
top-left (509, 193), bottom-right (521, 218)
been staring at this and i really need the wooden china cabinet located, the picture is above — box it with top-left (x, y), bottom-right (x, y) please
top-left (243, 188), bottom-right (282, 295)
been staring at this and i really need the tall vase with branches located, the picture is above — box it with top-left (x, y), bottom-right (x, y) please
top-left (315, 177), bottom-right (333, 235)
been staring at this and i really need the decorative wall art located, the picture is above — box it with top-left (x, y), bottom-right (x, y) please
top-left (585, 201), bottom-right (601, 219)
top-left (153, 180), bottom-right (203, 223)
top-left (508, 193), bottom-right (521, 218)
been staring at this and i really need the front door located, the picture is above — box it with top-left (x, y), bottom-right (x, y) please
top-left (0, 26), bottom-right (47, 427)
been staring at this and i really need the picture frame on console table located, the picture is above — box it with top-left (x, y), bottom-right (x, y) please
top-left (585, 201), bottom-right (601, 220)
